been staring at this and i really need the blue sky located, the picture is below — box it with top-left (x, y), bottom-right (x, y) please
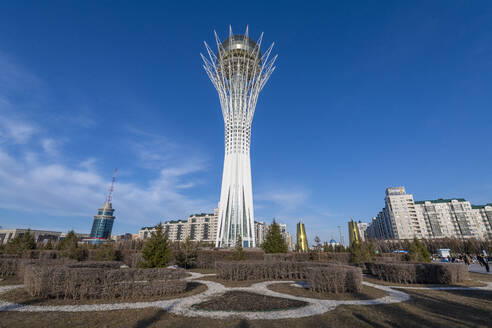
top-left (0, 1), bottom-right (491, 244)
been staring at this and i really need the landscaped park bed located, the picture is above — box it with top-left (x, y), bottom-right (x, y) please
top-left (1, 282), bottom-right (207, 306)
top-left (24, 263), bottom-right (187, 300)
top-left (193, 291), bottom-right (308, 312)
top-left (267, 283), bottom-right (388, 300)
top-left (197, 275), bottom-right (290, 287)
top-left (215, 261), bottom-right (362, 293)
top-left (2, 283), bottom-right (491, 328)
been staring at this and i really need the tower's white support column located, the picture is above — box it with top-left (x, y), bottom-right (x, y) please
top-left (202, 28), bottom-right (277, 248)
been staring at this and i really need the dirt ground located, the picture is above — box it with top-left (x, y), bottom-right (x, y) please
top-left (267, 283), bottom-right (388, 300)
top-left (193, 291), bottom-right (307, 311)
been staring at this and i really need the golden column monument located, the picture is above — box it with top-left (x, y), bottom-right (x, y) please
top-left (296, 220), bottom-right (308, 252)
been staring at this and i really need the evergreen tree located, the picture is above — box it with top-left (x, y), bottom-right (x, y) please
top-left (175, 236), bottom-right (197, 269)
top-left (141, 223), bottom-right (172, 268)
top-left (58, 230), bottom-right (78, 250)
top-left (57, 230), bottom-right (87, 261)
top-left (6, 229), bottom-right (36, 256)
top-left (231, 236), bottom-right (246, 260)
top-left (261, 220), bottom-right (288, 253)
top-left (407, 238), bottom-right (431, 262)
top-left (349, 241), bottom-right (372, 264)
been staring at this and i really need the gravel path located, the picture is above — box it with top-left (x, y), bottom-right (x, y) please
top-left (0, 272), bottom-right (489, 320)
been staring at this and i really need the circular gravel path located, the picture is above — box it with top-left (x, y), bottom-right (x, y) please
top-left (0, 272), bottom-right (490, 320)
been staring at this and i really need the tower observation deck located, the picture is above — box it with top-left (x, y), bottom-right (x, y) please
top-left (202, 27), bottom-right (277, 248)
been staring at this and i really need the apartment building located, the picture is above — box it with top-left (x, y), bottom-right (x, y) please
top-left (472, 204), bottom-right (492, 239)
top-left (366, 187), bottom-right (490, 240)
top-left (139, 210), bottom-right (219, 243)
top-left (139, 211), bottom-right (293, 248)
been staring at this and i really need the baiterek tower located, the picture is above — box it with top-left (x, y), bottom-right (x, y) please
top-left (202, 27), bottom-right (277, 248)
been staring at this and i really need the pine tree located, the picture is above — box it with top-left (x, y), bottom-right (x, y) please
top-left (231, 236), bottom-right (246, 260)
top-left (141, 223), bottom-right (172, 268)
top-left (175, 236), bottom-right (197, 269)
top-left (261, 220), bottom-right (288, 254)
top-left (407, 237), bottom-right (431, 262)
top-left (349, 241), bottom-right (372, 264)
top-left (6, 229), bottom-right (36, 256)
top-left (58, 230), bottom-right (78, 250)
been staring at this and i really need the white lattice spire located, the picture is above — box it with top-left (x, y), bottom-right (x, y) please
top-left (201, 27), bottom-right (277, 248)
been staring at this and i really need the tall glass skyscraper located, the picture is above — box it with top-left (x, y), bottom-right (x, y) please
top-left (89, 169), bottom-right (117, 242)
top-left (90, 202), bottom-right (115, 240)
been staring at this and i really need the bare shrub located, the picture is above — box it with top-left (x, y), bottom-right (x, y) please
top-left (305, 265), bottom-right (362, 293)
top-left (263, 252), bottom-right (350, 264)
top-left (119, 250), bottom-right (143, 268)
top-left (67, 261), bottom-right (123, 269)
top-left (264, 253), bottom-right (294, 262)
top-left (0, 258), bottom-right (18, 277)
top-left (215, 261), bottom-right (356, 282)
top-left (196, 249), bottom-right (264, 269)
top-left (317, 253), bottom-right (351, 264)
top-left (22, 250), bottom-right (61, 259)
top-left (366, 262), bottom-right (469, 284)
top-left (24, 264), bottom-right (187, 300)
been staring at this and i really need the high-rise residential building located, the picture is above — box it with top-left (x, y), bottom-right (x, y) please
top-left (296, 220), bottom-right (308, 252)
top-left (472, 204), bottom-right (492, 239)
top-left (415, 199), bottom-right (481, 239)
top-left (255, 221), bottom-right (267, 246)
top-left (202, 28), bottom-right (277, 248)
top-left (278, 222), bottom-right (295, 251)
top-left (139, 211), bottom-right (219, 244)
top-left (366, 187), bottom-right (490, 240)
top-left (357, 222), bottom-right (368, 241)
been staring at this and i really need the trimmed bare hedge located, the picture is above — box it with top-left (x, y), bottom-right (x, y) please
top-left (215, 261), bottom-right (362, 293)
top-left (264, 253), bottom-right (351, 264)
top-left (215, 261), bottom-right (359, 281)
top-left (195, 249), bottom-right (265, 269)
top-left (366, 262), bottom-right (469, 284)
top-left (0, 258), bottom-right (18, 277)
top-left (119, 250), bottom-right (143, 268)
top-left (24, 264), bottom-right (187, 299)
top-left (306, 266), bottom-right (362, 293)
top-left (0, 258), bottom-right (76, 278)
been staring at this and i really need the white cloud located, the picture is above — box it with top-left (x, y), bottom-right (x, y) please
top-left (255, 189), bottom-right (309, 211)
top-left (0, 52), bottom-right (216, 230)
top-left (0, 142), bottom-right (215, 227)
top-left (40, 138), bottom-right (59, 155)
top-left (0, 111), bottom-right (37, 144)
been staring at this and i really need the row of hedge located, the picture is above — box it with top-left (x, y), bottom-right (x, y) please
top-left (215, 261), bottom-right (362, 293)
top-left (24, 262), bottom-right (187, 300)
top-left (366, 262), bottom-right (468, 284)
top-left (195, 249), bottom-right (265, 269)
top-left (263, 252), bottom-right (352, 263)
top-left (306, 266), bottom-right (362, 293)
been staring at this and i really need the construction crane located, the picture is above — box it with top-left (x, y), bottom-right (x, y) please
top-left (106, 168), bottom-right (118, 204)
